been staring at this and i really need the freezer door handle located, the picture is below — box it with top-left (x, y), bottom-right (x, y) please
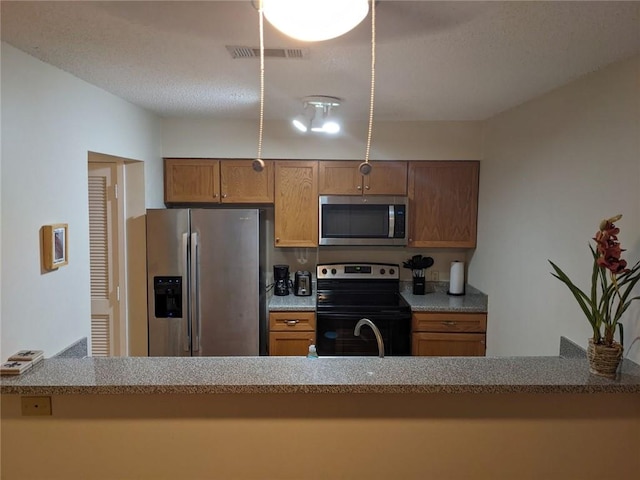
top-left (191, 232), bottom-right (201, 352)
top-left (181, 232), bottom-right (191, 352)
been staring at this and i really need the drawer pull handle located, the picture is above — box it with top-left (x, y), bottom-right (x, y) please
top-left (442, 321), bottom-right (457, 326)
top-left (286, 320), bottom-right (299, 326)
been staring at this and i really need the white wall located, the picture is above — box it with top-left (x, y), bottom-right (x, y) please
top-left (161, 118), bottom-right (483, 161)
top-left (0, 43), bottom-right (163, 358)
top-left (470, 55), bottom-right (640, 362)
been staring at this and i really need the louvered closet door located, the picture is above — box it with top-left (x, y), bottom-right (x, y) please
top-left (88, 163), bottom-right (120, 356)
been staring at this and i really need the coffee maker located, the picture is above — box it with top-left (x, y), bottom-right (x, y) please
top-left (273, 264), bottom-right (290, 296)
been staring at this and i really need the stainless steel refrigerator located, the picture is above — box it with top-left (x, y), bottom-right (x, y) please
top-left (146, 208), bottom-right (266, 356)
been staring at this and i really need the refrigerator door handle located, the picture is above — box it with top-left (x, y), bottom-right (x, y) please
top-left (191, 232), bottom-right (201, 353)
top-left (181, 232), bottom-right (191, 352)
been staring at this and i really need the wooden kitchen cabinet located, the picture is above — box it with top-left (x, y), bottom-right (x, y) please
top-left (164, 158), bottom-right (274, 204)
top-left (318, 160), bottom-right (407, 195)
top-left (407, 161), bottom-right (479, 248)
top-left (165, 158), bottom-right (220, 203)
top-left (219, 159), bottom-right (274, 203)
top-left (411, 312), bottom-right (487, 356)
top-left (274, 161), bottom-right (318, 247)
top-left (269, 311), bottom-right (316, 356)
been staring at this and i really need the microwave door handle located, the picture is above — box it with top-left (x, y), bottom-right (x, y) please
top-left (388, 205), bottom-right (395, 238)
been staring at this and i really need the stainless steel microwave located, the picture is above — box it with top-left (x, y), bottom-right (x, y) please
top-left (319, 195), bottom-right (408, 246)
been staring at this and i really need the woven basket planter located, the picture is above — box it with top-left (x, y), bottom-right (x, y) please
top-left (587, 339), bottom-right (623, 378)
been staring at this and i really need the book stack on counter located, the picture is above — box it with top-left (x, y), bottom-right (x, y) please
top-left (1, 350), bottom-right (44, 375)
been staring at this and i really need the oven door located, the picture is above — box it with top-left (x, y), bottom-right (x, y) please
top-left (316, 312), bottom-right (411, 356)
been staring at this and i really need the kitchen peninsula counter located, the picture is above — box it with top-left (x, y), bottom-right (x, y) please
top-left (2, 339), bottom-right (639, 396)
top-left (3, 338), bottom-right (639, 480)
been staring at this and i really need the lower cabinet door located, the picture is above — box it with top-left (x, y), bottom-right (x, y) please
top-left (412, 333), bottom-right (486, 356)
top-left (269, 331), bottom-right (316, 356)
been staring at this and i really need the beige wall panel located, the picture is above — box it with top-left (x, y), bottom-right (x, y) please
top-left (2, 393), bottom-right (638, 479)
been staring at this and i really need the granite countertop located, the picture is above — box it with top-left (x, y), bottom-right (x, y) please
top-left (268, 282), bottom-right (488, 313)
top-left (401, 282), bottom-right (488, 313)
top-left (2, 339), bottom-right (639, 395)
top-left (267, 293), bottom-right (315, 311)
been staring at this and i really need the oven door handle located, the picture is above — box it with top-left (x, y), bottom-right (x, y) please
top-left (317, 312), bottom-right (411, 321)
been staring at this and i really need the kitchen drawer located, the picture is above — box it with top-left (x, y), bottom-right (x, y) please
top-left (269, 331), bottom-right (316, 356)
top-left (412, 312), bottom-right (487, 333)
top-left (269, 311), bottom-right (316, 331)
top-left (412, 332), bottom-right (486, 356)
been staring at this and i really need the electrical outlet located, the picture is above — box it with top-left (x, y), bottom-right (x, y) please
top-left (429, 270), bottom-right (439, 281)
top-left (21, 396), bottom-right (52, 416)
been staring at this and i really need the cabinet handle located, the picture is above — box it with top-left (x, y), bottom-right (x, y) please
top-left (357, 185), bottom-right (362, 190)
top-left (365, 185), bottom-right (370, 190)
top-left (442, 321), bottom-right (457, 326)
top-left (285, 320), bottom-right (299, 326)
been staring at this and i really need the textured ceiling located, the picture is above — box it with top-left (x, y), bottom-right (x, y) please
top-left (2, 1), bottom-right (639, 121)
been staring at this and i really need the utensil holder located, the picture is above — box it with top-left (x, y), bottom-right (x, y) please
top-left (412, 277), bottom-right (425, 295)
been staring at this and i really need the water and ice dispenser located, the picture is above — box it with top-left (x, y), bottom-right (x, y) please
top-left (153, 276), bottom-right (183, 318)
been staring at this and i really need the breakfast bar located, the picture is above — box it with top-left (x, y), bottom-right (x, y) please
top-left (2, 339), bottom-right (639, 480)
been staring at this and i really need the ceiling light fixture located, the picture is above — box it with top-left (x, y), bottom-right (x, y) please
top-left (262, 0), bottom-right (369, 42)
top-left (292, 96), bottom-right (342, 134)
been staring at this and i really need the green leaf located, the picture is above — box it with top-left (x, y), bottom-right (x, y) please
top-left (549, 261), bottom-right (597, 330)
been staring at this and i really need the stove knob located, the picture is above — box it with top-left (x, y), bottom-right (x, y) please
top-left (331, 268), bottom-right (337, 275)
top-left (380, 268), bottom-right (386, 275)
top-left (321, 268), bottom-right (327, 275)
top-left (389, 268), bottom-right (395, 275)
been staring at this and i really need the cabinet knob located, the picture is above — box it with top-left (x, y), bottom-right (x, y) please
top-left (357, 185), bottom-right (362, 190)
top-left (275, 237), bottom-right (280, 243)
top-left (222, 193), bottom-right (227, 198)
top-left (213, 193), bottom-right (218, 198)
top-left (365, 185), bottom-right (370, 190)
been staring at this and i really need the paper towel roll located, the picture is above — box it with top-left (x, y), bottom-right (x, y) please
top-left (448, 261), bottom-right (465, 295)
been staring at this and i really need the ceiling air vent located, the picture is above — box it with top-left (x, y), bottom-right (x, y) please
top-left (226, 45), bottom-right (306, 59)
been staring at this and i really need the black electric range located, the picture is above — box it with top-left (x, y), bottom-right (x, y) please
top-left (315, 263), bottom-right (411, 356)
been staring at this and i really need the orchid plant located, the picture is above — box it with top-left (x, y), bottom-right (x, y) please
top-left (549, 215), bottom-right (640, 347)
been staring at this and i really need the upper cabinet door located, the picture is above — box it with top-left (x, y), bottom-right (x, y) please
top-left (318, 161), bottom-right (363, 195)
top-left (408, 161), bottom-right (479, 248)
top-left (318, 160), bottom-right (408, 195)
top-left (274, 161), bottom-right (318, 247)
top-left (364, 161), bottom-right (407, 195)
top-left (220, 160), bottom-right (274, 203)
top-left (164, 158), bottom-right (220, 204)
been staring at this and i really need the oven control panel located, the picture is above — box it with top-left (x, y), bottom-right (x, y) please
top-left (316, 263), bottom-right (399, 280)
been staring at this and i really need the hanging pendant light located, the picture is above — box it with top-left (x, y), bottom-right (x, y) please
top-left (253, 0), bottom-right (266, 172)
top-left (359, 0), bottom-right (376, 176)
top-left (262, 0), bottom-right (369, 42)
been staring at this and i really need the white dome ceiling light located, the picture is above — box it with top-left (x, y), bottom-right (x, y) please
top-left (262, 0), bottom-right (370, 42)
